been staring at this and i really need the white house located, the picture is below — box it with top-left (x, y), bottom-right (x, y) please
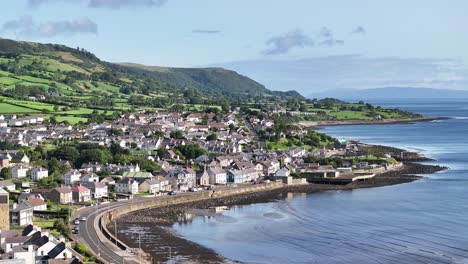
top-left (115, 178), bottom-right (139, 195)
top-left (12, 165), bottom-right (29, 179)
top-left (30, 167), bottom-right (48, 181)
top-left (79, 173), bottom-right (99, 183)
top-left (62, 170), bottom-right (81, 185)
top-left (275, 167), bottom-right (291, 177)
top-left (207, 167), bottom-right (227, 185)
top-left (81, 181), bottom-right (108, 199)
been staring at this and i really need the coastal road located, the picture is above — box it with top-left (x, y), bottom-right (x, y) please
top-left (72, 200), bottom-right (139, 264)
top-left (72, 192), bottom-right (208, 264)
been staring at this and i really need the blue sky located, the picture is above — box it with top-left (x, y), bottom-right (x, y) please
top-left (1, 0), bottom-right (468, 94)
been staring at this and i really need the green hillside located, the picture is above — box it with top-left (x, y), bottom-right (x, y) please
top-left (0, 38), bottom-right (302, 110)
top-left (118, 63), bottom-right (271, 97)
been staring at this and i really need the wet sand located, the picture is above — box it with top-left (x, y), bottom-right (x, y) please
top-left (112, 162), bottom-right (447, 264)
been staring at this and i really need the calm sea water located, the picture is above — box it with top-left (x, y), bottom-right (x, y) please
top-left (172, 99), bottom-right (468, 264)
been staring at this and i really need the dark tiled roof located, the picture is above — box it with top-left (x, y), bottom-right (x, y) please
top-left (48, 242), bottom-right (66, 258)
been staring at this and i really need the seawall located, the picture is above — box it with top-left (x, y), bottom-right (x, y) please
top-left (99, 182), bottom-right (284, 257)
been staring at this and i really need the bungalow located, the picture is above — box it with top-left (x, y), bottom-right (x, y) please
top-left (30, 167), bottom-right (48, 181)
top-left (71, 185), bottom-right (91, 202)
top-left (62, 170), bottom-right (81, 185)
top-left (115, 178), bottom-right (139, 195)
top-left (49, 186), bottom-right (72, 204)
top-left (139, 178), bottom-right (160, 194)
top-left (207, 167), bottom-right (227, 185)
top-left (12, 165), bottom-right (29, 179)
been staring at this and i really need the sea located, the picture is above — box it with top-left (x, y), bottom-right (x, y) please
top-left (170, 99), bottom-right (468, 264)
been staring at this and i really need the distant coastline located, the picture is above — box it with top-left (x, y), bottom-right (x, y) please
top-left (298, 116), bottom-right (449, 128)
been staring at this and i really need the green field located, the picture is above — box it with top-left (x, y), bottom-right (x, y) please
top-left (0, 76), bottom-right (21, 85)
top-left (55, 116), bottom-right (88, 124)
top-left (0, 103), bottom-right (39, 113)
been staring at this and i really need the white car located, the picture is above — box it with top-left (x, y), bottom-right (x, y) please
top-left (74, 219), bottom-right (80, 225)
top-left (80, 217), bottom-right (87, 221)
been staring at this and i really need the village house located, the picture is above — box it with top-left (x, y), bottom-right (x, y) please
top-left (100, 177), bottom-right (116, 185)
top-left (8, 152), bottom-right (30, 164)
top-left (115, 178), bottom-right (139, 195)
top-left (10, 202), bottom-right (34, 226)
top-left (48, 186), bottom-right (73, 204)
top-left (79, 173), bottom-right (99, 183)
top-left (259, 159), bottom-right (281, 176)
top-left (166, 167), bottom-right (196, 191)
top-left (30, 167), bottom-right (48, 181)
top-left (80, 162), bottom-right (103, 173)
top-left (196, 169), bottom-right (210, 187)
top-left (22, 195), bottom-right (47, 211)
top-left (139, 178), bottom-right (160, 194)
top-left (12, 165), bottom-right (29, 179)
top-left (155, 176), bottom-right (171, 192)
top-left (62, 170), bottom-right (81, 185)
top-left (0, 180), bottom-right (16, 191)
top-left (227, 168), bottom-right (260, 183)
top-left (80, 181), bottom-right (108, 199)
top-left (71, 186), bottom-right (91, 202)
top-left (207, 167), bottom-right (227, 185)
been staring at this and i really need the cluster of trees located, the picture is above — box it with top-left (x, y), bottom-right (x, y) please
top-left (46, 143), bottom-right (160, 173)
top-left (12, 84), bottom-right (47, 99)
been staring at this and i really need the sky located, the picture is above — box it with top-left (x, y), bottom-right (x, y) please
top-left (1, 0), bottom-right (468, 95)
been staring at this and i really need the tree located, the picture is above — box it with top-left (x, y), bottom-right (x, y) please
top-left (53, 219), bottom-right (71, 238)
top-left (0, 168), bottom-right (12, 179)
top-left (176, 144), bottom-right (208, 160)
top-left (206, 134), bottom-right (217, 141)
top-left (76, 148), bottom-right (112, 167)
top-left (49, 146), bottom-right (80, 164)
top-left (170, 130), bottom-right (184, 139)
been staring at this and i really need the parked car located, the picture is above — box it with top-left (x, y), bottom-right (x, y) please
top-left (73, 227), bottom-right (79, 234)
top-left (168, 191), bottom-right (177, 195)
top-left (74, 219), bottom-right (80, 225)
top-left (80, 217), bottom-right (87, 221)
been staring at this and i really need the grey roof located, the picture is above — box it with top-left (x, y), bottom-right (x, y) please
top-left (48, 242), bottom-right (66, 259)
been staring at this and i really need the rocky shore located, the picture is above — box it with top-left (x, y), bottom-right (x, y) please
top-left (112, 162), bottom-right (447, 264)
